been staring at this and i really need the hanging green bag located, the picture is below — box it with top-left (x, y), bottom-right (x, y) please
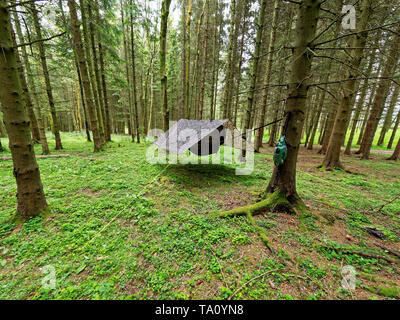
top-left (273, 135), bottom-right (287, 167)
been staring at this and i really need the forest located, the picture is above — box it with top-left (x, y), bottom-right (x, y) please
top-left (0, 0), bottom-right (399, 301)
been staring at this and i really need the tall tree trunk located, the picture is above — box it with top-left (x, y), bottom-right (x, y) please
top-left (344, 49), bottom-right (376, 154)
top-left (12, 11), bottom-right (40, 143)
top-left (31, 2), bottom-right (63, 150)
top-left (387, 109), bottom-right (400, 149)
top-left (266, 0), bottom-right (321, 199)
top-left (0, 0), bottom-right (47, 218)
top-left (88, 2), bottom-right (108, 143)
top-left (322, 0), bottom-right (372, 169)
top-left (130, 0), bottom-right (140, 143)
top-left (84, 0), bottom-right (105, 142)
top-left (160, 0), bottom-right (172, 131)
top-left (242, 0), bottom-right (268, 156)
top-left (181, 0), bottom-right (187, 119)
top-left (121, 0), bottom-right (133, 135)
top-left (357, 77), bottom-right (378, 145)
top-left (97, 27), bottom-right (111, 142)
top-left (359, 23), bottom-right (400, 159)
top-left (68, 0), bottom-right (102, 151)
top-left (184, 0), bottom-right (192, 118)
top-left (254, 0), bottom-right (280, 152)
top-left (198, 0), bottom-right (209, 119)
top-left (222, 0), bottom-right (236, 119)
top-left (209, 0), bottom-right (221, 120)
top-left (377, 83), bottom-right (399, 146)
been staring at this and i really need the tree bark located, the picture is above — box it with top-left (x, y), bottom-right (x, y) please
top-left (344, 51), bottom-right (375, 154)
top-left (0, 0), bottom-right (47, 218)
top-left (377, 83), bottom-right (399, 146)
top-left (68, 0), bottom-right (102, 151)
top-left (266, 0), bottom-right (321, 199)
top-left (31, 2), bottom-right (63, 150)
top-left (359, 23), bottom-right (400, 159)
top-left (130, 0), bottom-right (140, 143)
top-left (322, 0), bottom-right (372, 169)
top-left (387, 138), bottom-right (400, 160)
top-left (12, 11), bottom-right (40, 143)
top-left (242, 0), bottom-right (268, 156)
top-left (222, 0), bottom-right (236, 119)
top-left (160, 0), bottom-right (172, 131)
top-left (254, 0), bottom-right (280, 152)
top-left (387, 109), bottom-right (400, 149)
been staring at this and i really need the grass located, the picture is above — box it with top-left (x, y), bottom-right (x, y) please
top-left (0, 132), bottom-right (399, 300)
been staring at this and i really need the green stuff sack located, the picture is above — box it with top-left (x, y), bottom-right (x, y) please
top-left (273, 136), bottom-right (287, 167)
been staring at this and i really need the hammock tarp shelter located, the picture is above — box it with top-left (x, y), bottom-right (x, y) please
top-left (153, 119), bottom-right (250, 156)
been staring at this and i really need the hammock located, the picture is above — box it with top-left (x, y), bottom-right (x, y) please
top-left (153, 119), bottom-right (246, 156)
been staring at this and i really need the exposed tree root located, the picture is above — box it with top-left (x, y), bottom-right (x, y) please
top-left (211, 191), bottom-right (311, 252)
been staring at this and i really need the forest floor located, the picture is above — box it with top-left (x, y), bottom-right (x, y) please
top-left (0, 132), bottom-right (399, 300)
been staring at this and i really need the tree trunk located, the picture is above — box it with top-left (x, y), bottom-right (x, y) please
top-left (242, 0), bottom-right (268, 156)
top-left (89, 2), bottom-right (108, 143)
top-left (322, 0), bottom-right (371, 169)
top-left (160, 0), bottom-right (172, 131)
top-left (344, 51), bottom-right (375, 154)
top-left (184, 0), bottom-right (192, 118)
top-left (359, 23), bottom-right (400, 159)
top-left (198, 0), bottom-right (209, 119)
top-left (266, 0), bottom-right (321, 199)
top-left (378, 83), bottom-right (399, 146)
top-left (12, 11), bottom-right (40, 144)
top-left (254, 0), bottom-right (280, 152)
top-left (130, 0), bottom-right (140, 143)
top-left (31, 2), bottom-right (62, 150)
top-left (222, 0), bottom-right (236, 119)
top-left (68, 0), bottom-right (102, 151)
top-left (387, 138), bottom-right (400, 160)
top-left (0, 1), bottom-right (47, 218)
top-left (387, 109), bottom-right (400, 149)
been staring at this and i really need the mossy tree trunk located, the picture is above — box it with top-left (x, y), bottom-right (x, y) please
top-left (0, 0), bottom-right (47, 218)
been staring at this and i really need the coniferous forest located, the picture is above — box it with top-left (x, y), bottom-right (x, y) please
top-left (0, 0), bottom-right (399, 301)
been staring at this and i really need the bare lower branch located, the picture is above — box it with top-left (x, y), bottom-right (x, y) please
top-left (13, 32), bottom-right (66, 48)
